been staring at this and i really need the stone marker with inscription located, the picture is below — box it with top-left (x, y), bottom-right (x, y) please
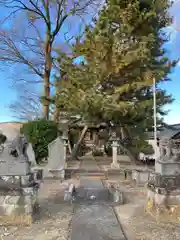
top-left (26, 143), bottom-right (37, 167)
top-left (43, 137), bottom-right (67, 179)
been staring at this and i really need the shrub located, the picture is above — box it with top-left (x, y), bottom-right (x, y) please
top-left (21, 119), bottom-right (58, 164)
top-left (104, 142), bottom-right (112, 156)
top-left (0, 133), bottom-right (7, 145)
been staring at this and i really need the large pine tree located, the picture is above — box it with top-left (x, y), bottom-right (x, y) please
top-left (55, 0), bottom-right (176, 159)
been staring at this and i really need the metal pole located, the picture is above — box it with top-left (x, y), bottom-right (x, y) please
top-left (153, 77), bottom-right (157, 160)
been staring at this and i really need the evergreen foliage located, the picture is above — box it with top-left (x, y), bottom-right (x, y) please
top-left (21, 119), bottom-right (58, 163)
top-left (55, 0), bottom-right (176, 157)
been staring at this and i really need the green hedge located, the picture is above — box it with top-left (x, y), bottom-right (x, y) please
top-left (0, 133), bottom-right (7, 145)
top-left (21, 119), bottom-right (58, 164)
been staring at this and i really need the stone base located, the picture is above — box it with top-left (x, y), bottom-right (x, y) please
top-left (111, 163), bottom-right (120, 169)
top-left (155, 160), bottom-right (180, 176)
top-left (0, 170), bottom-right (43, 188)
top-left (117, 155), bottom-right (131, 163)
top-left (0, 184), bottom-right (39, 226)
top-left (148, 172), bottom-right (180, 189)
top-left (146, 184), bottom-right (180, 223)
top-left (132, 169), bottom-right (152, 186)
top-left (0, 159), bottom-right (31, 176)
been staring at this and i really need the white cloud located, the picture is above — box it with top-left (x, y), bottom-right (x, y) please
top-left (171, 0), bottom-right (180, 30)
top-left (164, 26), bottom-right (178, 43)
top-left (177, 60), bottom-right (180, 66)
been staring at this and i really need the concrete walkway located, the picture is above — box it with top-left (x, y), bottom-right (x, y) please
top-left (70, 159), bottom-right (126, 240)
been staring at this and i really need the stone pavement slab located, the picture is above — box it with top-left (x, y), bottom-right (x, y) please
top-left (70, 159), bottom-right (126, 239)
top-left (76, 179), bottom-right (109, 201)
top-left (71, 204), bottom-right (126, 240)
top-left (80, 177), bottom-right (104, 188)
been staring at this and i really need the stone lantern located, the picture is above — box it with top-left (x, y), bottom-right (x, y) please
top-left (61, 135), bottom-right (69, 167)
top-left (109, 132), bottom-right (120, 168)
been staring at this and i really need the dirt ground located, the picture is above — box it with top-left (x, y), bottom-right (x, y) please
top-left (0, 179), bottom-right (79, 240)
top-left (105, 178), bottom-right (180, 240)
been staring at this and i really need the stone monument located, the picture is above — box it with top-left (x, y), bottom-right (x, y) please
top-left (9, 133), bottom-right (28, 158)
top-left (43, 136), bottom-right (67, 179)
top-left (146, 138), bottom-right (180, 222)
top-left (26, 143), bottom-right (37, 167)
top-left (0, 136), bottom-right (42, 226)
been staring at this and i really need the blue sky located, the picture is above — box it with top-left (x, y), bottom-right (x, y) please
top-left (0, 1), bottom-right (180, 124)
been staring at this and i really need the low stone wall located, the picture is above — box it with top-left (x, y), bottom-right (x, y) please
top-left (0, 184), bottom-right (39, 225)
top-left (146, 185), bottom-right (180, 223)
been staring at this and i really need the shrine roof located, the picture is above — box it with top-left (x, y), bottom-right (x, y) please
top-left (147, 124), bottom-right (180, 140)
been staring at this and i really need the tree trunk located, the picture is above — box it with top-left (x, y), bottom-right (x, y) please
top-left (52, 106), bottom-right (60, 122)
top-left (71, 125), bottom-right (88, 160)
top-left (94, 131), bottom-right (99, 146)
top-left (120, 126), bottom-right (125, 139)
top-left (42, 82), bottom-right (50, 119)
top-left (118, 142), bottom-right (136, 164)
top-left (42, 32), bottom-right (52, 120)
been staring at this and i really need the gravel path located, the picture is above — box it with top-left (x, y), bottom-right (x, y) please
top-left (0, 179), bottom-right (79, 240)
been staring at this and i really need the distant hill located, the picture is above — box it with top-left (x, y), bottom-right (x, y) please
top-left (0, 122), bottom-right (23, 141)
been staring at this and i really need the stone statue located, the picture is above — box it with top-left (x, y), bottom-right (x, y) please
top-left (171, 139), bottom-right (180, 161)
top-left (166, 140), bottom-right (172, 158)
top-left (10, 134), bottom-right (29, 160)
top-left (159, 144), bottom-right (165, 157)
top-left (159, 139), bottom-right (167, 160)
top-left (159, 139), bottom-right (172, 162)
top-left (159, 139), bottom-right (180, 162)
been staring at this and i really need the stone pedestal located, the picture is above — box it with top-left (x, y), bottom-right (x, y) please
top-left (0, 141), bottom-right (43, 225)
top-left (111, 162), bottom-right (120, 168)
top-left (0, 161), bottom-right (42, 226)
top-left (146, 139), bottom-right (180, 222)
top-left (155, 160), bottom-right (180, 176)
top-left (0, 175), bottom-right (40, 226)
top-left (146, 173), bottom-right (180, 222)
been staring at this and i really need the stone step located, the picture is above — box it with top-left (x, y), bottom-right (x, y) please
top-left (77, 171), bottom-right (107, 180)
top-left (65, 168), bottom-right (106, 173)
top-left (75, 186), bottom-right (110, 202)
top-left (65, 168), bottom-right (107, 179)
top-left (78, 172), bottom-right (106, 176)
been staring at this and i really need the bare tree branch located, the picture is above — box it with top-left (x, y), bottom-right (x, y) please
top-left (9, 84), bottom-right (42, 121)
top-left (0, 0), bottom-right (102, 120)
top-left (0, 30), bottom-right (44, 77)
